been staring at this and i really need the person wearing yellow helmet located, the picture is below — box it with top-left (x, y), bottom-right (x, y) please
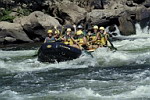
top-left (63, 28), bottom-right (75, 46)
top-left (93, 25), bottom-right (99, 33)
top-left (75, 25), bottom-right (85, 36)
top-left (96, 26), bottom-right (110, 47)
top-left (98, 26), bottom-right (117, 50)
top-left (86, 25), bottom-right (100, 50)
top-left (74, 25), bottom-right (87, 49)
top-left (53, 29), bottom-right (63, 42)
top-left (47, 30), bottom-right (53, 34)
top-left (99, 27), bottom-right (105, 31)
top-left (44, 29), bottom-right (56, 43)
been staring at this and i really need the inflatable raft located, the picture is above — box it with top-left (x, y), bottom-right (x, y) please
top-left (37, 42), bottom-right (82, 62)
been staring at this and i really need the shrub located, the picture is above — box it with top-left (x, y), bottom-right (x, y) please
top-left (0, 9), bottom-right (15, 22)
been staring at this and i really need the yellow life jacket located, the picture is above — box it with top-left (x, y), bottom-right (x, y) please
top-left (96, 39), bottom-right (101, 45)
top-left (74, 30), bottom-right (85, 45)
top-left (100, 34), bottom-right (109, 46)
top-left (74, 35), bottom-right (84, 45)
top-left (63, 36), bottom-right (74, 45)
top-left (87, 35), bottom-right (96, 41)
top-left (77, 38), bottom-right (84, 45)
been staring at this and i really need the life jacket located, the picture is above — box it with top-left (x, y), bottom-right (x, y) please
top-left (45, 37), bottom-right (56, 43)
top-left (100, 34), bottom-right (109, 46)
top-left (87, 33), bottom-right (97, 41)
top-left (63, 35), bottom-right (74, 45)
top-left (74, 33), bottom-right (85, 45)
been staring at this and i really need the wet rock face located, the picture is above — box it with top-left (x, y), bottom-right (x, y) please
top-left (144, 0), bottom-right (150, 8)
top-left (13, 11), bottom-right (61, 41)
top-left (119, 12), bottom-right (136, 35)
top-left (133, 0), bottom-right (146, 4)
top-left (55, 2), bottom-right (87, 25)
top-left (136, 7), bottom-right (150, 21)
top-left (0, 22), bottom-right (33, 44)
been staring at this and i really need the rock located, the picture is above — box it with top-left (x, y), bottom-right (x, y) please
top-left (86, 9), bottom-right (124, 25)
top-left (9, 12), bottom-right (19, 17)
top-left (90, 0), bottom-right (104, 9)
top-left (136, 7), bottom-right (150, 21)
top-left (0, 0), bottom-right (150, 42)
top-left (108, 25), bottom-right (116, 32)
top-left (14, 11), bottom-right (61, 40)
top-left (118, 12), bottom-right (136, 35)
top-left (104, 0), bottom-right (125, 10)
top-left (126, 0), bottom-right (135, 7)
top-left (56, 2), bottom-right (87, 24)
top-left (144, 1), bottom-right (150, 8)
top-left (133, 0), bottom-right (146, 4)
top-left (0, 38), bottom-right (4, 43)
top-left (4, 37), bottom-right (16, 42)
top-left (0, 21), bottom-right (33, 43)
top-left (33, 37), bottom-right (40, 42)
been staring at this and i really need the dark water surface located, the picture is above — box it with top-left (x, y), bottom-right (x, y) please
top-left (0, 33), bottom-right (150, 100)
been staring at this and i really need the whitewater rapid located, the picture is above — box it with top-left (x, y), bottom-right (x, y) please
top-left (1, 35), bottom-right (150, 72)
top-left (0, 23), bottom-right (150, 100)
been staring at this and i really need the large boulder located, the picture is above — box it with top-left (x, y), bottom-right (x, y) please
top-left (86, 9), bottom-right (124, 25)
top-left (14, 11), bottom-right (61, 41)
top-left (118, 12), bottom-right (136, 35)
top-left (0, 21), bottom-right (33, 44)
top-left (104, 0), bottom-right (125, 9)
top-left (56, 2), bottom-right (87, 24)
top-left (144, 0), bottom-right (150, 8)
top-left (136, 7), bottom-right (150, 21)
top-left (132, 0), bottom-right (146, 4)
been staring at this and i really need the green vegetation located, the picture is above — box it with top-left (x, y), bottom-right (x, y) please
top-left (17, 8), bottom-right (31, 16)
top-left (0, 9), bottom-right (15, 22)
top-left (0, 8), bottom-right (31, 22)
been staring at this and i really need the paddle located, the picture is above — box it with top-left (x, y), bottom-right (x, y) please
top-left (83, 49), bottom-right (94, 58)
top-left (107, 37), bottom-right (117, 51)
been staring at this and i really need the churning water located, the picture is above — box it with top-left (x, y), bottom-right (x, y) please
top-left (0, 23), bottom-right (150, 100)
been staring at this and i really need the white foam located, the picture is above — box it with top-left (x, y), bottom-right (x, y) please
top-left (47, 87), bottom-right (102, 99)
top-left (136, 23), bottom-right (150, 35)
top-left (0, 90), bottom-right (24, 100)
top-left (45, 85), bottom-right (150, 99)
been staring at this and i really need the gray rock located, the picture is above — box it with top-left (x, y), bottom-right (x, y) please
top-left (9, 12), bottom-right (19, 17)
top-left (0, 21), bottom-right (33, 43)
top-left (14, 11), bottom-right (61, 40)
top-left (118, 12), bottom-right (136, 35)
top-left (133, 0), bottom-right (146, 4)
top-left (144, 0), bottom-right (150, 8)
top-left (136, 7), bottom-right (150, 21)
top-left (56, 2), bottom-right (87, 24)
top-left (126, 0), bottom-right (135, 7)
top-left (86, 9), bottom-right (124, 25)
top-left (0, 0), bottom-right (150, 39)
top-left (4, 37), bottom-right (16, 42)
top-left (0, 38), bottom-right (4, 43)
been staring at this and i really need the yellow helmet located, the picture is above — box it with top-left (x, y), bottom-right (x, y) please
top-left (99, 27), bottom-right (105, 30)
top-left (47, 30), bottom-right (53, 34)
top-left (76, 30), bottom-right (83, 35)
top-left (67, 28), bottom-right (72, 32)
top-left (93, 25), bottom-right (98, 29)
top-left (55, 30), bottom-right (60, 34)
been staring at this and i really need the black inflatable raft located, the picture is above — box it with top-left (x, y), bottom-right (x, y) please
top-left (37, 42), bottom-right (82, 62)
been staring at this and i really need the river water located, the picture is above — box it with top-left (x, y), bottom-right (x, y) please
top-left (0, 24), bottom-right (150, 100)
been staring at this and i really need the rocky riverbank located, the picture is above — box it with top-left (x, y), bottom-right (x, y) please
top-left (0, 0), bottom-right (150, 44)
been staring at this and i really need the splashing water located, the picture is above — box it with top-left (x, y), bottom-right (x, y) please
top-left (0, 23), bottom-right (150, 100)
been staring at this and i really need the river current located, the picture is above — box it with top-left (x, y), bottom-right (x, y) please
top-left (0, 24), bottom-right (150, 100)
